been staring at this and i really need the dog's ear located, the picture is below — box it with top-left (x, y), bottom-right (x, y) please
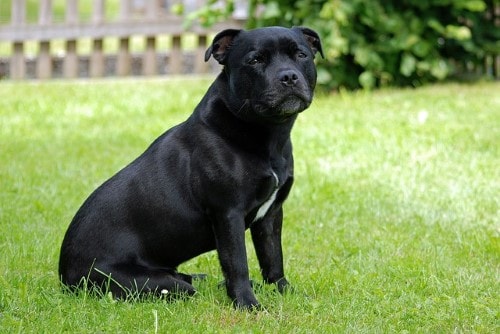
top-left (292, 27), bottom-right (324, 59)
top-left (205, 29), bottom-right (242, 64)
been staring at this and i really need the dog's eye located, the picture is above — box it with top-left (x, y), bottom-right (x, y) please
top-left (248, 56), bottom-right (264, 65)
top-left (297, 52), bottom-right (308, 59)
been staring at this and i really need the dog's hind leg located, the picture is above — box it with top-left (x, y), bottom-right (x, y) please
top-left (89, 263), bottom-right (197, 299)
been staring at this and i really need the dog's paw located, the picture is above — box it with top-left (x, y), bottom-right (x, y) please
top-left (228, 285), bottom-right (262, 310)
top-left (233, 297), bottom-right (262, 311)
top-left (274, 277), bottom-right (292, 294)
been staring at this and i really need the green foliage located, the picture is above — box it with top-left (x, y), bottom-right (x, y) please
top-left (194, 0), bottom-right (499, 89)
top-left (181, 0), bottom-right (236, 29)
top-left (248, 0), bottom-right (499, 89)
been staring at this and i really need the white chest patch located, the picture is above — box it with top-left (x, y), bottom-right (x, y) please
top-left (252, 171), bottom-right (279, 223)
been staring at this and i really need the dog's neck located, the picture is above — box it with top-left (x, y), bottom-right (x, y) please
top-left (194, 78), bottom-right (296, 156)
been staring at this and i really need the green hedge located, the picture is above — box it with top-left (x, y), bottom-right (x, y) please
top-left (193, 0), bottom-right (499, 90)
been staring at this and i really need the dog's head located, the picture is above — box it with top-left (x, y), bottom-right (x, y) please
top-left (205, 26), bottom-right (323, 124)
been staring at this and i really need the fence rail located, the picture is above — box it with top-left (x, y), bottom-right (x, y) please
top-left (0, 0), bottom-right (244, 79)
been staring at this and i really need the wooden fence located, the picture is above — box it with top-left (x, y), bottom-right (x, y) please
top-left (0, 0), bottom-right (244, 79)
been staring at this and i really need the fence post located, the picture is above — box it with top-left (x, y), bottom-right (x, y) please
top-left (90, 0), bottom-right (105, 77)
top-left (11, 0), bottom-right (26, 23)
top-left (170, 36), bottom-right (182, 74)
top-left (11, 0), bottom-right (26, 79)
top-left (194, 35), bottom-right (208, 74)
top-left (117, 0), bottom-right (132, 76)
top-left (91, 40), bottom-right (104, 77)
top-left (144, 37), bottom-right (157, 76)
top-left (64, 0), bottom-right (79, 78)
top-left (143, 1), bottom-right (159, 76)
top-left (38, 0), bottom-right (53, 79)
top-left (117, 38), bottom-right (131, 76)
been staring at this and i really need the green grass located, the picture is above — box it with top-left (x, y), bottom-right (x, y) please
top-left (0, 79), bottom-right (498, 332)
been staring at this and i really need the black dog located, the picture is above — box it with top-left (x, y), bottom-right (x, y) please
top-left (59, 26), bottom-right (323, 309)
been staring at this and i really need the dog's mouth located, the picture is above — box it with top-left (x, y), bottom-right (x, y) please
top-left (275, 95), bottom-right (310, 115)
top-left (259, 93), bottom-right (311, 120)
top-left (238, 91), bottom-right (312, 124)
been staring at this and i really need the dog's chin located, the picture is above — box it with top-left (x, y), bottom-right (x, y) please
top-left (275, 96), bottom-right (309, 115)
top-left (252, 96), bottom-right (309, 122)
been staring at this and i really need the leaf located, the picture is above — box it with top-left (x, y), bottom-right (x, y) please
top-left (412, 40), bottom-right (432, 57)
top-left (428, 19), bottom-right (445, 34)
top-left (171, 3), bottom-right (184, 15)
top-left (430, 60), bottom-right (449, 80)
top-left (317, 67), bottom-right (333, 85)
top-left (445, 25), bottom-right (472, 40)
top-left (405, 35), bottom-right (420, 49)
top-left (359, 71), bottom-right (376, 89)
top-left (354, 46), bottom-right (371, 67)
top-left (262, 2), bottom-right (281, 19)
top-left (400, 53), bottom-right (417, 77)
top-left (354, 46), bottom-right (383, 70)
top-left (416, 60), bottom-right (431, 72)
top-left (459, 0), bottom-right (486, 12)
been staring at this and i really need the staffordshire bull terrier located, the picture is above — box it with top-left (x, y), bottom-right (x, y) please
top-left (59, 26), bottom-right (323, 309)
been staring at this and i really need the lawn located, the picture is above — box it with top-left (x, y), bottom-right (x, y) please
top-left (0, 79), bottom-right (498, 332)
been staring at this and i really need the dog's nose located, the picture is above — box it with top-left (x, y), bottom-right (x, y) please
top-left (279, 70), bottom-right (299, 87)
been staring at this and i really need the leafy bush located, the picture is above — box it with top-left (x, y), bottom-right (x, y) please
top-left (192, 0), bottom-right (499, 90)
top-left (250, 0), bottom-right (500, 89)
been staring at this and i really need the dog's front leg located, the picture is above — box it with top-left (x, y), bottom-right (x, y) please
top-left (250, 206), bottom-right (290, 293)
top-left (213, 211), bottom-right (260, 309)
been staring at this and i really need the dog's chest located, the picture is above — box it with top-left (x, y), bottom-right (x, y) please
top-left (252, 171), bottom-right (279, 223)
